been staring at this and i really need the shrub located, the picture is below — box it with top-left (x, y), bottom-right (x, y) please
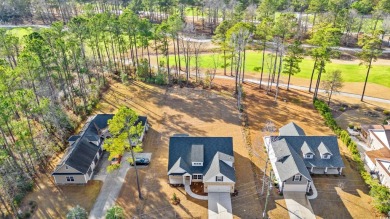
top-left (339, 107), bottom-right (346, 112)
top-left (348, 123), bottom-right (354, 129)
top-left (384, 110), bottom-right (390, 116)
top-left (106, 164), bottom-right (120, 173)
top-left (313, 99), bottom-right (390, 214)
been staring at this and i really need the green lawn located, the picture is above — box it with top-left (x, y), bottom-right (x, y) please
top-left (165, 51), bottom-right (390, 87)
top-left (6, 27), bottom-right (34, 39)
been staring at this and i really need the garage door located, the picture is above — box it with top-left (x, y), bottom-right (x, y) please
top-left (208, 185), bottom-right (231, 193)
top-left (169, 175), bottom-right (183, 184)
top-left (283, 184), bottom-right (306, 192)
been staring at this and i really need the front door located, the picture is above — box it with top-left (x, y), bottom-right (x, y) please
top-left (185, 175), bottom-right (191, 185)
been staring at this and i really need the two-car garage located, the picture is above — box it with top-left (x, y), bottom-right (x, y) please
top-left (207, 185), bottom-right (231, 193)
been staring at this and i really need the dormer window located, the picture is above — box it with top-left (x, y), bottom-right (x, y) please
top-left (322, 154), bottom-right (331, 159)
top-left (303, 153), bottom-right (313, 159)
top-left (216, 176), bottom-right (223, 181)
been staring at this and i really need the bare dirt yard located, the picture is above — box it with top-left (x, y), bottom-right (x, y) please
top-left (95, 80), bottom-right (263, 218)
top-left (239, 79), bottom-right (382, 218)
top-left (20, 154), bottom-right (102, 218)
top-left (95, 78), bottom-right (383, 218)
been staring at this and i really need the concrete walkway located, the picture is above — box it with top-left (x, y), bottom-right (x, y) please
top-left (184, 179), bottom-right (208, 200)
top-left (284, 192), bottom-right (316, 219)
top-left (89, 152), bottom-right (132, 219)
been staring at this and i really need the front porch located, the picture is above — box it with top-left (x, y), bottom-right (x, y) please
top-left (184, 178), bottom-right (208, 200)
top-left (309, 167), bottom-right (342, 175)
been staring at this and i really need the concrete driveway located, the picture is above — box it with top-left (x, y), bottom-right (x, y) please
top-left (89, 152), bottom-right (152, 218)
top-left (283, 192), bottom-right (316, 219)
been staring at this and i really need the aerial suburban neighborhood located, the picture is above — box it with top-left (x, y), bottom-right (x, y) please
top-left (1, 0), bottom-right (390, 218)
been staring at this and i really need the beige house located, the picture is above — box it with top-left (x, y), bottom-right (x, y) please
top-left (52, 114), bottom-right (148, 184)
top-left (52, 114), bottom-right (113, 184)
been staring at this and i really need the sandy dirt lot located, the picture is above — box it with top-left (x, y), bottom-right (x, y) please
top-left (238, 79), bottom-right (381, 218)
top-left (21, 155), bottom-right (103, 219)
top-left (95, 81), bottom-right (263, 218)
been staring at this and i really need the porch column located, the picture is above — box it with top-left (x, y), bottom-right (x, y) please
top-left (339, 167), bottom-right (343, 175)
top-left (325, 167), bottom-right (328, 173)
top-left (306, 181), bottom-right (311, 192)
top-left (310, 167), bottom-right (314, 173)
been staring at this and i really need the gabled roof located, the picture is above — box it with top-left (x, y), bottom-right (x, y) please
top-left (167, 137), bottom-right (235, 182)
top-left (54, 114), bottom-right (147, 174)
top-left (318, 142), bottom-right (333, 155)
top-left (55, 114), bottom-right (113, 174)
top-left (365, 147), bottom-right (390, 164)
top-left (301, 141), bottom-right (314, 155)
top-left (270, 139), bottom-right (312, 181)
top-left (279, 122), bottom-right (306, 136)
top-left (272, 136), bottom-right (344, 169)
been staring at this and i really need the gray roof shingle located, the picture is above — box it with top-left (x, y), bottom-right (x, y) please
top-left (168, 137), bottom-right (235, 182)
top-left (301, 141), bottom-right (314, 155)
top-left (279, 122), bottom-right (306, 136)
top-left (191, 144), bottom-right (204, 163)
top-left (269, 123), bottom-right (345, 182)
top-left (56, 114), bottom-right (147, 174)
top-left (65, 114), bottom-right (114, 174)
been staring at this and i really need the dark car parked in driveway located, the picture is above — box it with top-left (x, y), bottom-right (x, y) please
top-left (130, 158), bottom-right (150, 166)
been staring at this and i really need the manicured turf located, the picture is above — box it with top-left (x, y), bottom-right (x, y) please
top-left (6, 27), bottom-right (34, 39)
top-left (166, 51), bottom-right (390, 87)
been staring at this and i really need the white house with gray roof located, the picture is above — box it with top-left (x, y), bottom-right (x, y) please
top-left (167, 136), bottom-right (236, 193)
top-left (264, 122), bottom-right (345, 193)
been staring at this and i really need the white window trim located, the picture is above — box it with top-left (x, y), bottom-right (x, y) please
top-left (216, 176), bottom-right (223, 182)
top-left (293, 175), bottom-right (302, 181)
top-left (304, 154), bottom-right (313, 159)
top-left (192, 174), bottom-right (203, 180)
top-left (322, 154), bottom-right (331, 159)
top-left (192, 162), bottom-right (203, 166)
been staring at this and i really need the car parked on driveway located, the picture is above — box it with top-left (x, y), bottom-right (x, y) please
top-left (130, 158), bottom-right (150, 166)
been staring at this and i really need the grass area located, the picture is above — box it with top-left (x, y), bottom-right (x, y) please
top-left (166, 51), bottom-right (390, 87)
top-left (5, 27), bottom-right (34, 39)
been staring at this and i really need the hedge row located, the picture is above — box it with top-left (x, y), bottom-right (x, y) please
top-left (313, 99), bottom-right (390, 214)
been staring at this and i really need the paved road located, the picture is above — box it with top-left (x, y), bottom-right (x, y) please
top-left (210, 75), bottom-right (390, 104)
top-left (284, 192), bottom-right (316, 219)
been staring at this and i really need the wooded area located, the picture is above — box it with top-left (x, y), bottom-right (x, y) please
top-left (0, 0), bottom-right (390, 217)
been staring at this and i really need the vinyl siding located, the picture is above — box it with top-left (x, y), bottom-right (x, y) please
top-left (53, 174), bottom-right (87, 184)
top-left (54, 164), bottom-right (82, 174)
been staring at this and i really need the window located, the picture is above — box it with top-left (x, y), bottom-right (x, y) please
top-left (192, 174), bottom-right (203, 180)
top-left (65, 165), bottom-right (69, 170)
top-left (216, 176), bottom-right (223, 182)
top-left (322, 154), bottom-right (331, 159)
top-left (293, 175), bottom-right (302, 181)
top-left (304, 154), bottom-right (313, 159)
top-left (192, 162), bottom-right (203, 166)
top-left (66, 176), bottom-right (75, 182)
